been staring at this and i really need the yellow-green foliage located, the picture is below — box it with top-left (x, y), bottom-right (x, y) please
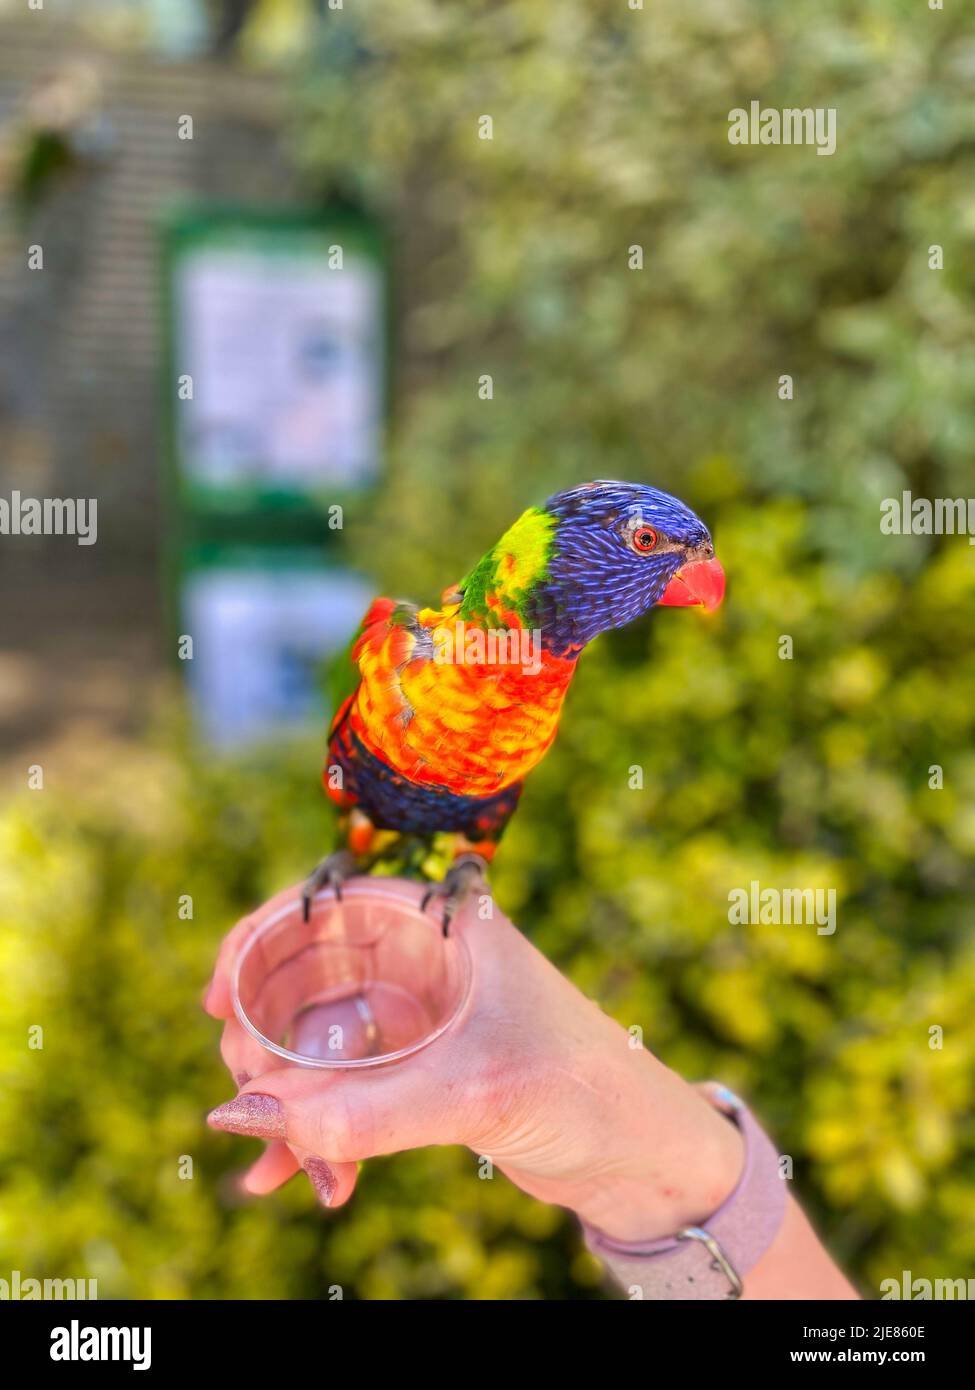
top-left (2, 0), bottom-right (975, 1298)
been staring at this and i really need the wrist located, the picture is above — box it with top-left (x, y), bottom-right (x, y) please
top-left (572, 1057), bottom-right (745, 1243)
top-left (581, 1086), bottom-right (792, 1300)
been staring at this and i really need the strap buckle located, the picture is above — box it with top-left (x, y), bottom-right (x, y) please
top-left (677, 1226), bottom-right (744, 1299)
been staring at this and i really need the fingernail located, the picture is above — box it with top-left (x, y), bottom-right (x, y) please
top-left (303, 1157), bottom-right (338, 1207)
top-left (207, 1093), bottom-right (285, 1139)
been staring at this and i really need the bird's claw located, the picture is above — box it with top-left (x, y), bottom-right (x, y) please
top-left (301, 849), bottom-right (359, 923)
top-left (421, 853), bottom-right (489, 937)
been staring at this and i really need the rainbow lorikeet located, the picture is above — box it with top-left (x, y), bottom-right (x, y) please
top-left (303, 480), bottom-right (725, 930)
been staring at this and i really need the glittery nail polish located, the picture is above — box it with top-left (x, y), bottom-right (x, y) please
top-left (303, 1157), bottom-right (338, 1207)
top-left (207, 1093), bottom-right (285, 1139)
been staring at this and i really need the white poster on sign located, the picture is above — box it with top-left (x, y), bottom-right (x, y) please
top-left (176, 247), bottom-right (383, 492)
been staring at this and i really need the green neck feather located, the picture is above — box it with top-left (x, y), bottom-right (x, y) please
top-left (457, 507), bottom-right (555, 626)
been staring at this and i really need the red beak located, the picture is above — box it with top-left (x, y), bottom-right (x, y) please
top-left (657, 557), bottom-right (725, 612)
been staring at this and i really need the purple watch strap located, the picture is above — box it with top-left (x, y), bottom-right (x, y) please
top-left (581, 1084), bottom-right (786, 1300)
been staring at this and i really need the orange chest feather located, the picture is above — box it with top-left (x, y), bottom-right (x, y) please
top-left (347, 606), bottom-right (576, 795)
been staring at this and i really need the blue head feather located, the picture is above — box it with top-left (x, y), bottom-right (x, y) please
top-left (527, 480), bottom-right (715, 656)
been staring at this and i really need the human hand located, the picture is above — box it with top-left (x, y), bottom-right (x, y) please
top-left (203, 877), bottom-right (742, 1241)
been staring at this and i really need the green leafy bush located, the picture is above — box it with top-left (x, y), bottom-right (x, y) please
top-left (2, 0), bottom-right (974, 1297)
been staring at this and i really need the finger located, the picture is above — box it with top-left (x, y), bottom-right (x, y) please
top-left (219, 1016), bottom-right (287, 1087)
top-left (204, 913), bottom-right (263, 1020)
top-left (238, 1139), bottom-right (359, 1208)
top-left (240, 1141), bottom-right (301, 1195)
top-left (288, 1148), bottom-right (360, 1210)
top-left (207, 1056), bottom-right (465, 1162)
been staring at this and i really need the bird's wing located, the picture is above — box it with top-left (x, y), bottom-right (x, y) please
top-left (331, 594), bottom-right (496, 792)
top-left (334, 595), bottom-right (571, 797)
top-left (327, 596), bottom-right (431, 741)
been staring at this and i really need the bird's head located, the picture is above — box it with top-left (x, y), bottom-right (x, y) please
top-left (534, 480), bottom-right (724, 655)
top-left (457, 480), bottom-right (724, 657)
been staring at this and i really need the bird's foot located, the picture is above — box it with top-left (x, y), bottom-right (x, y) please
top-left (301, 849), bottom-right (360, 923)
top-left (420, 853), bottom-right (489, 937)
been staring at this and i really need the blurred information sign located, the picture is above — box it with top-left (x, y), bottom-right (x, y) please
top-left (161, 207), bottom-right (384, 746)
top-left (182, 549), bottom-right (372, 748)
top-left (165, 208), bottom-right (386, 512)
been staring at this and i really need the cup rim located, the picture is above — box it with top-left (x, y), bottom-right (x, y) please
top-left (230, 880), bottom-right (474, 1069)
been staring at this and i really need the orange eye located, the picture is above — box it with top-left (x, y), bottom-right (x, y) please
top-left (631, 526), bottom-right (658, 553)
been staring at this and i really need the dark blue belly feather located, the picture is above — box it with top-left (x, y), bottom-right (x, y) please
top-left (331, 727), bottom-right (522, 839)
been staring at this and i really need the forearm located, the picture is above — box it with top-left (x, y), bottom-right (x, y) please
top-left (739, 1195), bottom-right (859, 1301)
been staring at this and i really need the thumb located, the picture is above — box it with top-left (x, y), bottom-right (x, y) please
top-left (207, 1056), bottom-right (464, 1165)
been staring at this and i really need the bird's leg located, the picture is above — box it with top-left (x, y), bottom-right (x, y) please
top-left (421, 852), bottom-right (490, 938)
top-left (301, 848), bottom-right (360, 923)
top-left (301, 809), bottom-right (379, 922)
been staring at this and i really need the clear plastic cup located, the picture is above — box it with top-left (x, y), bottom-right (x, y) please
top-left (231, 882), bottom-right (473, 1069)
